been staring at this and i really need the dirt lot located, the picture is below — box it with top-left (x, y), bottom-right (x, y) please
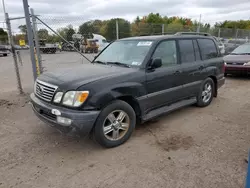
top-left (0, 52), bottom-right (249, 188)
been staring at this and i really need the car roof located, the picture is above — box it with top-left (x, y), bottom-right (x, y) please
top-left (119, 34), bottom-right (215, 41)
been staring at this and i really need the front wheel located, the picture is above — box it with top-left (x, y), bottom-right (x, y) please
top-left (196, 78), bottom-right (215, 107)
top-left (93, 100), bottom-right (136, 148)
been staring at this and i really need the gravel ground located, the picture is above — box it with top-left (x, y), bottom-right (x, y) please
top-left (0, 51), bottom-right (249, 188)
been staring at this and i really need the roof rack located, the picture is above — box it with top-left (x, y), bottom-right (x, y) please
top-left (174, 32), bottom-right (212, 36)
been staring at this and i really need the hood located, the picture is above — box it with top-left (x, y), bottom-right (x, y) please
top-left (223, 55), bottom-right (250, 64)
top-left (37, 63), bottom-right (136, 90)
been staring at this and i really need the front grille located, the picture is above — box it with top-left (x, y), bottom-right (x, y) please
top-left (227, 62), bottom-right (245, 65)
top-left (35, 80), bottom-right (58, 102)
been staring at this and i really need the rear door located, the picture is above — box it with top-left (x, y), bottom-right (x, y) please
top-left (145, 40), bottom-right (185, 111)
top-left (197, 38), bottom-right (224, 80)
top-left (177, 39), bottom-right (205, 97)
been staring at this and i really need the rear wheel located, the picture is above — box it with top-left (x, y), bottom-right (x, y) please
top-left (3, 54), bottom-right (7, 56)
top-left (196, 78), bottom-right (215, 107)
top-left (93, 100), bottom-right (136, 148)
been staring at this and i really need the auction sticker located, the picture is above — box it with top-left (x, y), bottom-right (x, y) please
top-left (132, 61), bottom-right (141, 66)
top-left (137, 41), bottom-right (152, 46)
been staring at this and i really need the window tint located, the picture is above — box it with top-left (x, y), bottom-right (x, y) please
top-left (197, 39), bottom-right (218, 60)
top-left (179, 40), bottom-right (195, 63)
top-left (193, 40), bottom-right (201, 61)
top-left (152, 40), bottom-right (177, 66)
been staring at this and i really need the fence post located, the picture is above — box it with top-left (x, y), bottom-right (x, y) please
top-left (116, 19), bottom-right (119, 39)
top-left (218, 28), bottom-right (221, 38)
top-left (31, 8), bottom-right (42, 74)
top-left (5, 13), bottom-right (23, 94)
top-left (22, 0), bottom-right (38, 81)
top-left (162, 24), bottom-right (164, 35)
top-left (235, 29), bottom-right (239, 40)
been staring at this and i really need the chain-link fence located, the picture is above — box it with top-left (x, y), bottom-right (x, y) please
top-left (2, 11), bottom-right (250, 94)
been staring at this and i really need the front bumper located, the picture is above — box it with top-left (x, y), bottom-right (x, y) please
top-left (30, 93), bottom-right (100, 137)
top-left (225, 65), bottom-right (250, 75)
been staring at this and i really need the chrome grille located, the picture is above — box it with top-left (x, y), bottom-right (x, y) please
top-left (35, 80), bottom-right (58, 102)
top-left (227, 62), bottom-right (245, 65)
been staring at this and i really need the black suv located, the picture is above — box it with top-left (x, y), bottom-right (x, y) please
top-left (30, 35), bottom-right (225, 148)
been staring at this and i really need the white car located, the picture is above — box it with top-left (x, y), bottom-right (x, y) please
top-left (0, 45), bottom-right (10, 56)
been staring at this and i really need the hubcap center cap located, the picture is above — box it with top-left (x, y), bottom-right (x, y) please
top-left (113, 121), bottom-right (121, 130)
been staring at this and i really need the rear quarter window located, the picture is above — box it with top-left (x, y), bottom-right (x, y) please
top-left (197, 39), bottom-right (218, 60)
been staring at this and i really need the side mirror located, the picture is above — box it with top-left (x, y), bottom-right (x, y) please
top-left (150, 58), bottom-right (162, 69)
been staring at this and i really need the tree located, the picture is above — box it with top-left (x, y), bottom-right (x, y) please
top-left (103, 18), bottom-right (131, 40)
top-left (66, 27), bottom-right (75, 41)
top-left (0, 28), bottom-right (8, 43)
top-left (18, 25), bottom-right (27, 34)
top-left (37, 29), bottom-right (49, 39)
top-left (166, 20), bottom-right (184, 34)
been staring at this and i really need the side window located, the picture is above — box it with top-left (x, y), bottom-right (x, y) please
top-left (152, 40), bottom-right (177, 66)
top-left (197, 39), bottom-right (218, 60)
top-left (178, 40), bottom-right (195, 63)
top-left (193, 40), bottom-right (201, 61)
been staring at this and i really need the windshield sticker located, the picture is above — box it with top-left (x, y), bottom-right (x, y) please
top-left (137, 41), bottom-right (152, 46)
top-left (132, 61), bottom-right (141, 66)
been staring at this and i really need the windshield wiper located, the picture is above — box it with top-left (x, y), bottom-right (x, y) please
top-left (230, 53), bottom-right (250, 55)
top-left (106, 61), bottom-right (131, 68)
top-left (93, 60), bottom-right (107, 65)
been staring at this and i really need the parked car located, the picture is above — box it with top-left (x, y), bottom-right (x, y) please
top-left (224, 39), bottom-right (247, 55)
top-left (224, 43), bottom-right (250, 76)
top-left (30, 35), bottom-right (225, 148)
top-left (0, 45), bottom-right (10, 56)
top-left (80, 39), bottom-right (99, 53)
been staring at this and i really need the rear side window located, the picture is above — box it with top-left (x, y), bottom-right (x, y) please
top-left (178, 40), bottom-right (195, 63)
top-left (197, 39), bottom-right (218, 60)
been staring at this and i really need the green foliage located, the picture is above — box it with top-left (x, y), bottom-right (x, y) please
top-left (38, 29), bottom-right (49, 39)
top-left (18, 25), bottom-right (27, 34)
top-left (15, 13), bottom-right (250, 45)
top-left (0, 28), bottom-right (8, 44)
top-left (215, 20), bottom-right (250, 29)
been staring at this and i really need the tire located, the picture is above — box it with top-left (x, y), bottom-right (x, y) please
top-left (224, 73), bottom-right (227, 77)
top-left (3, 54), bottom-right (7, 57)
top-left (93, 100), bottom-right (136, 148)
top-left (196, 78), bottom-right (215, 107)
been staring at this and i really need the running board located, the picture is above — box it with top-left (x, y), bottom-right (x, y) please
top-left (142, 97), bottom-right (197, 121)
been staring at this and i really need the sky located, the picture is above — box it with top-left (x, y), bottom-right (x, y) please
top-left (1, 0), bottom-right (250, 32)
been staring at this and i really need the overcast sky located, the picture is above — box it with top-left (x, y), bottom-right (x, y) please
top-left (1, 0), bottom-right (250, 32)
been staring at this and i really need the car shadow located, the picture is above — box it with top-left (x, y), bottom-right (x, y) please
top-left (226, 74), bottom-right (250, 80)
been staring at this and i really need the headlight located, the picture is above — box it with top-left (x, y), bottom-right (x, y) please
top-left (224, 62), bottom-right (227, 65)
top-left (53, 92), bottom-right (63, 103)
top-left (62, 91), bottom-right (89, 107)
top-left (244, 62), bottom-right (250, 66)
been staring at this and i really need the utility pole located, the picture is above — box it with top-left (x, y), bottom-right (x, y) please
top-left (5, 13), bottom-right (23, 94)
top-left (197, 14), bottom-right (201, 33)
top-left (116, 19), bottom-right (119, 40)
top-left (22, 0), bottom-right (38, 81)
top-left (31, 8), bottom-right (42, 74)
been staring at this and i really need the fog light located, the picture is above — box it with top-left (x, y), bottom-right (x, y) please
top-left (57, 116), bottom-right (72, 126)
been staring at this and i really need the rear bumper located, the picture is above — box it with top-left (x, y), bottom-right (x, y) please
top-left (225, 65), bottom-right (250, 74)
top-left (30, 93), bottom-right (100, 137)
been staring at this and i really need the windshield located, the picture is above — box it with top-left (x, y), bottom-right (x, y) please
top-left (94, 40), bottom-right (153, 67)
top-left (231, 44), bottom-right (250, 54)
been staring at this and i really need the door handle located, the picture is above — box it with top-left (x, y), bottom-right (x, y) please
top-left (199, 66), bottom-right (204, 70)
top-left (174, 70), bottom-right (182, 74)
